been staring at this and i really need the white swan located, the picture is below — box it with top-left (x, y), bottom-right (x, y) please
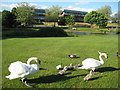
top-left (6, 57), bottom-right (40, 87)
top-left (78, 51), bottom-right (108, 74)
top-left (56, 65), bottom-right (62, 70)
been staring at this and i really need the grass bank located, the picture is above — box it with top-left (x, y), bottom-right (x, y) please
top-left (2, 35), bottom-right (118, 88)
top-left (33, 22), bottom-right (119, 34)
top-left (64, 27), bottom-right (118, 34)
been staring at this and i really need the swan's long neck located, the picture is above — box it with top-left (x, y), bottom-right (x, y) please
top-left (99, 54), bottom-right (104, 65)
top-left (27, 58), bottom-right (35, 65)
top-left (27, 58), bottom-right (40, 71)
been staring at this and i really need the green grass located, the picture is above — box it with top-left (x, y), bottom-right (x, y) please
top-left (2, 35), bottom-right (119, 88)
top-left (64, 27), bottom-right (118, 34)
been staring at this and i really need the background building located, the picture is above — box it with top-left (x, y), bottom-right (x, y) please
top-left (34, 9), bottom-right (88, 23)
top-left (59, 9), bottom-right (88, 22)
top-left (34, 9), bottom-right (46, 22)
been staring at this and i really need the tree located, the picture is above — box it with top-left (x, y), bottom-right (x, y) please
top-left (11, 7), bottom-right (17, 14)
top-left (2, 10), bottom-right (17, 27)
top-left (84, 11), bottom-right (98, 27)
top-left (0, 12), bottom-right (2, 23)
top-left (15, 2), bottom-right (35, 26)
top-left (0, 12), bottom-right (1, 29)
top-left (11, 7), bottom-right (20, 27)
top-left (96, 13), bottom-right (108, 28)
top-left (65, 15), bottom-right (75, 28)
top-left (84, 11), bottom-right (108, 28)
top-left (45, 5), bottom-right (62, 27)
top-left (97, 5), bottom-right (112, 20)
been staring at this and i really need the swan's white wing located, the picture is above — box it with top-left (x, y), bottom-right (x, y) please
top-left (82, 58), bottom-right (102, 67)
top-left (8, 61), bottom-right (31, 76)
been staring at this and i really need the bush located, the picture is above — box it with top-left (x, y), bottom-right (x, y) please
top-left (37, 27), bottom-right (68, 37)
top-left (65, 15), bottom-right (75, 27)
top-left (58, 17), bottom-right (66, 25)
top-left (2, 27), bottom-right (68, 37)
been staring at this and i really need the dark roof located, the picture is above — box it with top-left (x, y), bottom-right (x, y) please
top-left (64, 9), bottom-right (88, 14)
top-left (34, 9), bottom-right (45, 12)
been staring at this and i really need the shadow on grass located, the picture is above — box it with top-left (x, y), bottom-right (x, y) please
top-left (27, 74), bottom-right (86, 84)
top-left (88, 76), bottom-right (104, 81)
top-left (75, 56), bottom-right (80, 58)
top-left (2, 27), bottom-right (68, 40)
top-left (39, 68), bottom-right (47, 70)
top-left (96, 67), bottom-right (120, 73)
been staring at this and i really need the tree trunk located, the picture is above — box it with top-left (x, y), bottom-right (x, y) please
top-left (91, 24), bottom-right (93, 28)
top-left (53, 22), bottom-right (56, 27)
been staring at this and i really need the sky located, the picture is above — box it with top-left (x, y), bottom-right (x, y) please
top-left (0, 0), bottom-right (119, 16)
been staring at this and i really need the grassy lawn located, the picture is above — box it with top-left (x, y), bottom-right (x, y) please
top-left (2, 35), bottom-right (118, 88)
top-left (64, 27), bottom-right (118, 33)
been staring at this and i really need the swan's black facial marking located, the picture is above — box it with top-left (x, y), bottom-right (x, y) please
top-left (107, 56), bottom-right (108, 59)
top-left (37, 59), bottom-right (41, 64)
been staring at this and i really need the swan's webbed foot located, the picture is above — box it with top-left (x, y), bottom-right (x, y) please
top-left (20, 78), bottom-right (27, 83)
top-left (89, 70), bottom-right (93, 74)
top-left (24, 81), bottom-right (34, 87)
top-left (84, 73), bottom-right (93, 80)
top-left (90, 69), bottom-right (97, 75)
top-left (20, 78), bottom-right (34, 87)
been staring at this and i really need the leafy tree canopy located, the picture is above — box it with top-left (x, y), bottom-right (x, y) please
top-left (84, 11), bottom-right (108, 28)
top-left (45, 5), bottom-right (62, 27)
top-left (15, 2), bottom-right (35, 26)
top-left (96, 5), bottom-right (112, 20)
top-left (2, 10), bottom-right (17, 27)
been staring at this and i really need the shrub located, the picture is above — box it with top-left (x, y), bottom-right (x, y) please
top-left (58, 17), bottom-right (66, 25)
top-left (36, 27), bottom-right (68, 37)
top-left (65, 15), bottom-right (75, 27)
top-left (2, 27), bottom-right (68, 37)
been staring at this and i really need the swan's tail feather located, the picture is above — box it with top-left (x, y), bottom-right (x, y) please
top-left (6, 75), bottom-right (10, 79)
top-left (5, 74), bottom-right (20, 80)
top-left (78, 66), bottom-right (88, 69)
top-left (5, 75), bottom-right (14, 80)
top-left (78, 66), bottom-right (84, 69)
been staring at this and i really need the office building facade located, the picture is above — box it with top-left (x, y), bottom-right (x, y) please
top-left (59, 9), bottom-right (88, 22)
top-left (34, 9), bottom-right (46, 22)
top-left (34, 9), bottom-right (87, 22)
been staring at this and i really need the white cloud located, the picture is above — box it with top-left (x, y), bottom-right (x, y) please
top-left (36, 5), bottom-right (48, 9)
top-left (110, 12), bottom-right (117, 17)
top-left (75, 1), bottom-right (89, 5)
top-left (0, 3), bottom-right (48, 11)
top-left (66, 6), bottom-right (94, 12)
top-left (0, 3), bottom-right (95, 13)
top-left (29, 3), bottom-right (48, 9)
top-left (0, 3), bottom-right (18, 11)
